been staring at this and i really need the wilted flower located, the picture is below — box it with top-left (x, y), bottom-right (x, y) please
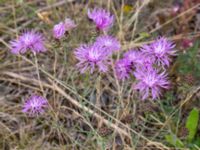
top-left (181, 38), bottom-right (193, 49)
top-left (22, 95), bottom-right (48, 116)
top-left (10, 30), bottom-right (46, 54)
top-left (87, 8), bottom-right (114, 30)
top-left (64, 18), bottom-right (76, 31)
top-left (141, 37), bottom-right (176, 67)
top-left (53, 18), bottom-right (76, 39)
top-left (74, 43), bottom-right (110, 73)
top-left (133, 67), bottom-right (170, 100)
top-left (95, 35), bottom-right (120, 54)
top-left (115, 58), bottom-right (131, 80)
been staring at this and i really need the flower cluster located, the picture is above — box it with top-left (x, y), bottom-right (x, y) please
top-left (10, 30), bottom-right (46, 54)
top-left (8, 6), bottom-right (178, 118)
top-left (53, 18), bottom-right (76, 39)
top-left (74, 8), bottom-right (119, 73)
top-left (22, 95), bottom-right (48, 116)
top-left (115, 37), bottom-right (176, 100)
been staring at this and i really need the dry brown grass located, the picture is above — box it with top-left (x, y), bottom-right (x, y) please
top-left (0, 0), bottom-right (200, 149)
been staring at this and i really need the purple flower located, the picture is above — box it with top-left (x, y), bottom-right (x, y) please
top-left (95, 35), bottom-right (121, 54)
top-left (53, 22), bottom-right (66, 39)
top-left (124, 50), bottom-right (153, 68)
top-left (22, 95), bottom-right (48, 116)
top-left (124, 50), bottom-right (141, 63)
top-left (74, 43), bottom-right (110, 73)
top-left (10, 30), bottom-right (46, 54)
top-left (141, 37), bottom-right (176, 67)
top-left (115, 58), bottom-right (132, 80)
top-left (53, 18), bottom-right (76, 39)
top-left (133, 67), bottom-right (170, 100)
top-left (87, 8), bottom-right (114, 30)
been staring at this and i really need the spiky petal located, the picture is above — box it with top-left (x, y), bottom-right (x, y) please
top-left (10, 30), bottom-right (46, 54)
top-left (141, 37), bottom-right (176, 67)
top-left (115, 58), bottom-right (132, 80)
top-left (133, 67), bottom-right (170, 100)
top-left (53, 18), bottom-right (76, 39)
top-left (87, 8), bottom-right (114, 30)
top-left (74, 43), bottom-right (110, 73)
top-left (22, 95), bottom-right (48, 116)
top-left (53, 22), bottom-right (66, 39)
top-left (124, 49), bottom-right (154, 68)
top-left (95, 35), bottom-right (121, 54)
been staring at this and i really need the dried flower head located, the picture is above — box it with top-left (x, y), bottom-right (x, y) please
top-left (74, 43), bottom-right (110, 73)
top-left (53, 18), bottom-right (76, 39)
top-left (22, 95), bottom-right (48, 116)
top-left (115, 58), bottom-right (131, 80)
top-left (64, 18), bottom-right (76, 31)
top-left (181, 38), bottom-right (193, 49)
top-left (133, 67), bottom-right (170, 100)
top-left (141, 37), bottom-right (176, 67)
top-left (10, 30), bottom-right (46, 54)
top-left (87, 8), bottom-right (114, 30)
top-left (95, 35), bottom-right (121, 54)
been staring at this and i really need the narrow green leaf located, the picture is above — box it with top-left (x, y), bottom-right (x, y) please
top-left (186, 108), bottom-right (199, 141)
top-left (165, 134), bottom-right (184, 148)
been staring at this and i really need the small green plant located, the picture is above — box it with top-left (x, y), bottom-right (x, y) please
top-left (165, 108), bottom-right (200, 149)
top-left (186, 108), bottom-right (199, 142)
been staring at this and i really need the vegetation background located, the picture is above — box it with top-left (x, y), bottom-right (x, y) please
top-left (0, 0), bottom-right (200, 149)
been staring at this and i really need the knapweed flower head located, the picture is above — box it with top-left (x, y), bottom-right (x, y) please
top-left (124, 49), bottom-right (153, 68)
top-left (53, 22), bottom-right (66, 39)
top-left (133, 67), bottom-right (170, 100)
top-left (74, 43), bottom-right (110, 73)
top-left (124, 50), bottom-right (141, 64)
top-left (10, 30), bottom-right (46, 54)
top-left (95, 35), bottom-right (121, 54)
top-left (141, 37), bottom-right (176, 67)
top-left (87, 8), bottom-right (114, 30)
top-left (115, 58), bottom-right (132, 80)
top-left (53, 18), bottom-right (76, 39)
top-left (22, 95), bottom-right (48, 116)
